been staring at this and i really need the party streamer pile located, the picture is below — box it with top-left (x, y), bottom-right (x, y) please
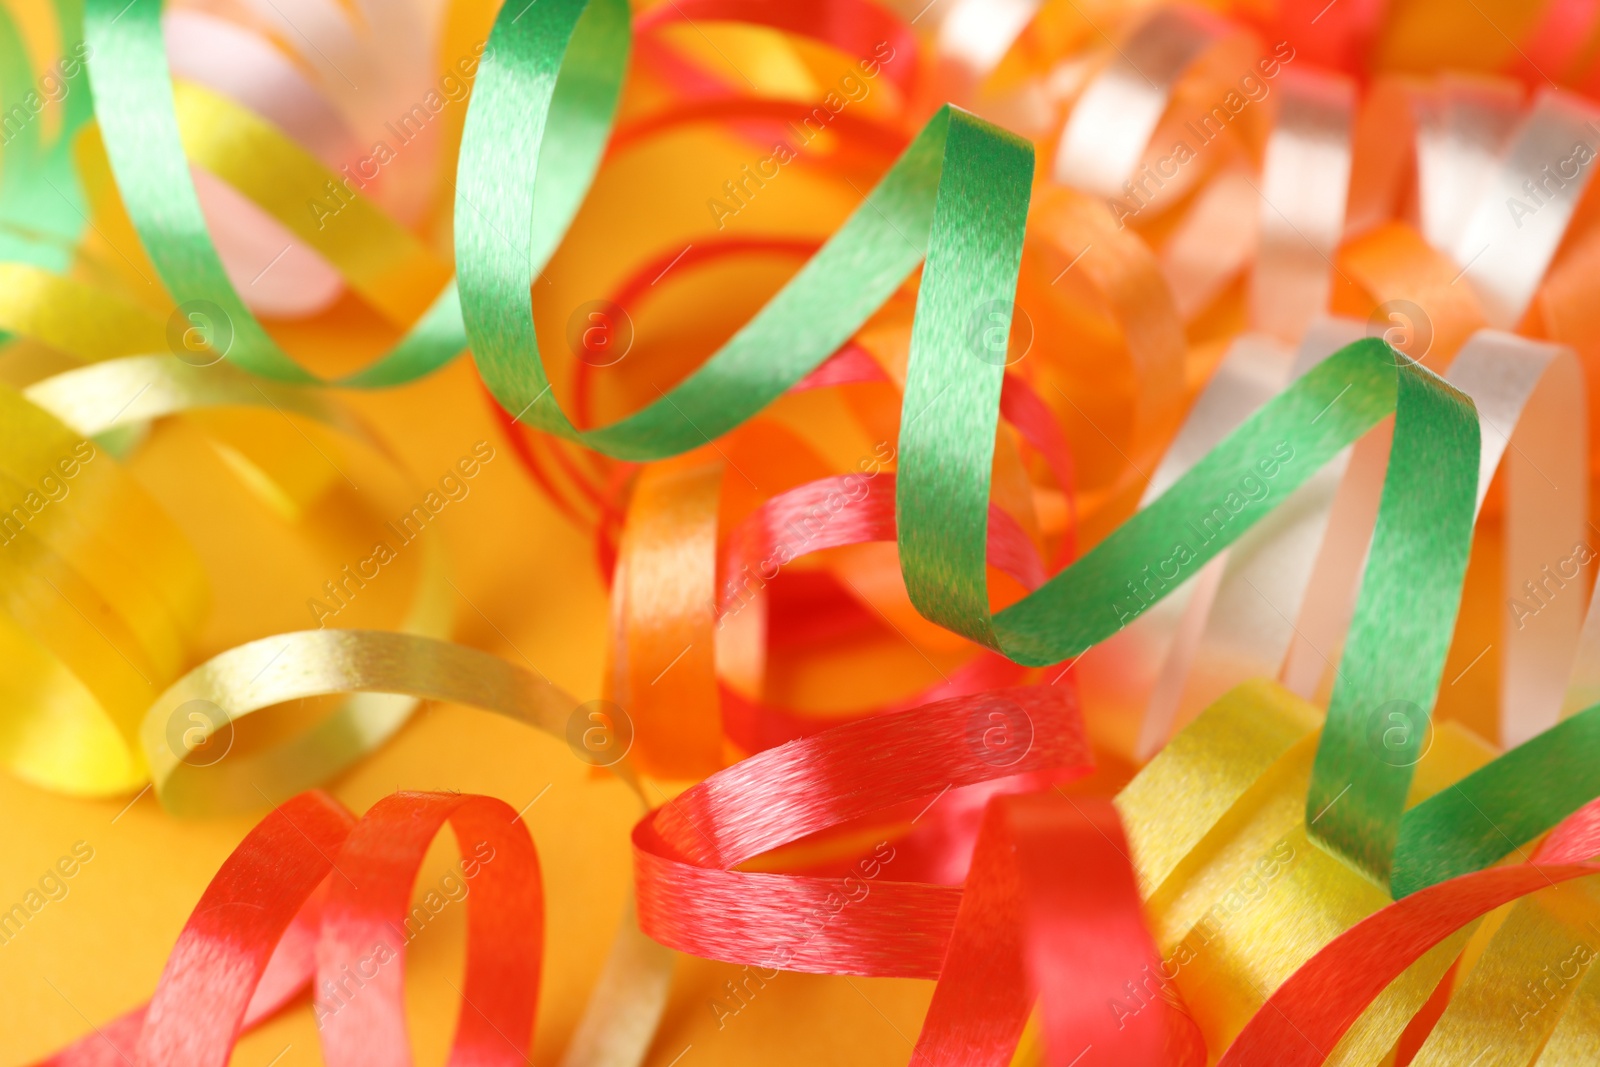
top-left (7, 0), bottom-right (1600, 1064)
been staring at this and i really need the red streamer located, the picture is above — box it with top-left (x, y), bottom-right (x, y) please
top-left (36, 791), bottom-right (543, 1067)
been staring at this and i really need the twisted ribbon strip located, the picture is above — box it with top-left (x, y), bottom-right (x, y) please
top-left (35, 790), bottom-right (544, 1067)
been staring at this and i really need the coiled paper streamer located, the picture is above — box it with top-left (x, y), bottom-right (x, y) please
top-left (16, 0), bottom-right (1600, 1064)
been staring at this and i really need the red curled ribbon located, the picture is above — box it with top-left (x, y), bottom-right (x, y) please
top-left (720, 473), bottom-right (1048, 607)
top-left (37, 707), bottom-right (1184, 1067)
top-left (633, 681), bottom-right (1199, 1065)
top-left (1220, 800), bottom-right (1600, 1065)
top-left (36, 791), bottom-right (543, 1067)
top-left (914, 793), bottom-right (1205, 1065)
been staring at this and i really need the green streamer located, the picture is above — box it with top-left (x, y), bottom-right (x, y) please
top-left (911, 329), bottom-right (1479, 882)
top-left (460, 0), bottom-right (943, 459)
top-left (1392, 703), bottom-right (1600, 897)
top-left (79, 0), bottom-right (628, 387)
top-left (1305, 368), bottom-right (1479, 883)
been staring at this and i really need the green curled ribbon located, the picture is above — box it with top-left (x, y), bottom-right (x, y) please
top-left (460, 0), bottom-right (966, 458)
top-left (77, 0), bottom-right (1582, 891)
top-left (910, 332), bottom-right (1480, 883)
top-left (1393, 702), bottom-right (1600, 896)
top-left (86, 0), bottom-right (473, 386)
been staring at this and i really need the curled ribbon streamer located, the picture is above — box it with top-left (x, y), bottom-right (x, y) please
top-left (609, 454), bottom-right (724, 779)
top-left (35, 793), bottom-right (354, 1067)
top-left (8, 354), bottom-right (457, 808)
top-left (710, 468), bottom-right (1041, 750)
top-left (1083, 328), bottom-right (1315, 761)
top-left (1118, 670), bottom-right (1600, 1057)
top-left (634, 0), bottom-right (919, 100)
top-left (23, 0), bottom-right (1600, 1063)
top-left (72, 0), bottom-right (1490, 913)
top-left (463, 0), bottom-right (972, 461)
top-left (138, 626), bottom-right (582, 814)
top-left (688, 357), bottom-right (1072, 758)
top-left (723, 474), bottom-right (1049, 610)
top-left (1446, 331), bottom-right (1587, 746)
top-left (1404, 859), bottom-right (1600, 1063)
top-left (1452, 89), bottom-right (1600, 329)
top-left (0, 263), bottom-right (165, 361)
top-left (632, 684), bottom-right (1090, 978)
top-left (900, 332), bottom-right (1484, 887)
top-left (1053, 5), bottom-right (1255, 203)
top-left (88, 1), bottom-right (1498, 888)
top-left (631, 679), bottom-right (1200, 1064)
top-left (1249, 68), bottom-right (1354, 341)
top-left (1356, 78), bottom-right (1542, 273)
top-left (0, 383), bottom-right (205, 795)
top-left (28, 626), bottom-right (675, 1065)
top-left (83, 0), bottom-right (486, 386)
top-left (1106, 321), bottom-right (1585, 761)
top-left (1114, 679), bottom-right (1462, 1060)
top-left (31, 789), bottom-right (667, 1067)
top-left (1158, 166), bottom-right (1259, 321)
top-left (1026, 185), bottom-right (1189, 462)
top-left (1394, 698), bottom-right (1600, 896)
top-left (933, 0), bottom-right (1042, 85)
top-left (1413, 76), bottom-right (1523, 253)
top-left (168, 81), bottom-right (453, 326)
top-left (910, 792), bottom-right (1204, 1065)
top-left (1220, 825), bottom-right (1600, 1065)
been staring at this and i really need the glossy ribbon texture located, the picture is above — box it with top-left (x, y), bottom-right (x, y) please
top-left (14, 0), bottom-right (1600, 1065)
